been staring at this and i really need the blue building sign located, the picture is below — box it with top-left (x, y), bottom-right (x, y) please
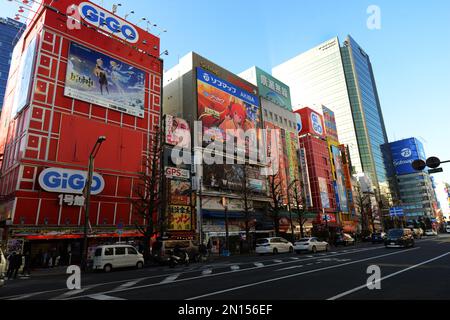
top-left (389, 138), bottom-right (426, 176)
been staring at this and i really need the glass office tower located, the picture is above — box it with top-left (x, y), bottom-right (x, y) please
top-left (273, 35), bottom-right (392, 202)
top-left (0, 17), bottom-right (25, 112)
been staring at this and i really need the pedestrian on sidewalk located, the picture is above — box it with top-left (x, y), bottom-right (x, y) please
top-left (22, 251), bottom-right (31, 277)
top-left (12, 251), bottom-right (22, 279)
top-left (6, 252), bottom-right (17, 280)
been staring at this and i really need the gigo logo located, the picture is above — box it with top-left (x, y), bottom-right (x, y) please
top-left (311, 112), bottom-right (323, 135)
top-left (296, 113), bottom-right (303, 133)
top-left (78, 2), bottom-right (139, 43)
top-left (38, 168), bottom-right (105, 195)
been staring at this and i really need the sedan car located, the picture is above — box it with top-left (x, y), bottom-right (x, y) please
top-left (255, 237), bottom-right (294, 255)
top-left (294, 238), bottom-right (329, 254)
top-left (385, 228), bottom-right (415, 248)
top-left (334, 233), bottom-right (356, 246)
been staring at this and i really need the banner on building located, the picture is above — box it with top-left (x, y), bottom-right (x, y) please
top-left (65, 42), bottom-right (146, 118)
top-left (168, 205), bottom-right (192, 231)
top-left (197, 67), bottom-right (261, 148)
top-left (165, 115), bottom-right (191, 147)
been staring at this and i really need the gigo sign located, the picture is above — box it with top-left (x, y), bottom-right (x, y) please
top-left (165, 167), bottom-right (190, 180)
top-left (78, 2), bottom-right (139, 43)
top-left (38, 168), bottom-right (105, 195)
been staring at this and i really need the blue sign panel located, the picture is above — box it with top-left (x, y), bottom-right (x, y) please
top-left (196, 68), bottom-right (259, 107)
top-left (390, 207), bottom-right (404, 217)
top-left (389, 138), bottom-right (426, 176)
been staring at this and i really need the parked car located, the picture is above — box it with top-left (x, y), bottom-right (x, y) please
top-left (371, 232), bottom-right (386, 244)
top-left (411, 228), bottom-right (424, 239)
top-left (385, 229), bottom-right (415, 248)
top-left (424, 229), bottom-right (438, 236)
top-left (255, 237), bottom-right (294, 255)
top-left (93, 245), bottom-right (144, 273)
top-left (0, 248), bottom-right (6, 287)
top-left (152, 240), bottom-right (200, 264)
top-left (446, 225), bottom-right (450, 234)
top-left (334, 233), bottom-right (356, 246)
top-left (294, 238), bottom-right (329, 254)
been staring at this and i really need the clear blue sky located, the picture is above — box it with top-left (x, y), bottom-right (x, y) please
top-left (3, 0), bottom-right (450, 183)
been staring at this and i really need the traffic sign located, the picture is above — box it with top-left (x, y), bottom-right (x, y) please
top-left (428, 168), bottom-right (444, 174)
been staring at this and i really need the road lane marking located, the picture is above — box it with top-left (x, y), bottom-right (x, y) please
top-left (276, 265), bottom-right (303, 272)
top-left (51, 285), bottom-right (102, 300)
top-left (328, 252), bottom-right (450, 301)
top-left (254, 263), bottom-right (264, 268)
top-left (230, 265), bottom-right (240, 271)
top-left (160, 274), bottom-right (180, 284)
top-left (0, 271), bottom-right (186, 301)
top-left (89, 294), bottom-right (126, 301)
top-left (273, 260), bottom-right (283, 263)
top-left (55, 247), bottom-right (393, 301)
top-left (8, 293), bottom-right (45, 300)
top-left (117, 279), bottom-right (144, 289)
top-left (290, 257), bottom-right (300, 260)
top-left (185, 248), bottom-right (420, 300)
top-left (202, 269), bottom-right (212, 275)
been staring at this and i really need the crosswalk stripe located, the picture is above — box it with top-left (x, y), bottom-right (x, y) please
top-left (273, 260), bottom-right (283, 263)
top-left (160, 274), bottom-right (180, 284)
top-left (89, 294), bottom-right (126, 301)
top-left (230, 265), bottom-right (240, 271)
top-left (254, 263), bottom-right (264, 268)
top-left (290, 257), bottom-right (300, 260)
top-left (117, 280), bottom-right (141, 289)
top-left (276, 265), bottom-right (303, 272)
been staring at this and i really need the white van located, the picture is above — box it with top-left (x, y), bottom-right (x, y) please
top-left (93, 245), bottom-right (144, 273)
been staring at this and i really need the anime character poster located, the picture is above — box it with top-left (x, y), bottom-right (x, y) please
top-left (165, 115), bottom-right (191, 147)
top-left (64, 42), bottom-right (146, 118)
top-left (196, 68), bottom-right (261, 151)
top-left (169, 180), bottom-right (191, 205)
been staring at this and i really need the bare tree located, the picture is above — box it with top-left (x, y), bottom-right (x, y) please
top-left (290, 180), bottom-right (308, 239)
top-left (267, 172), bottom-right (284, 237)
top-left (236, 165), bottom-right (259, 253)
top-left (353, 181), bottom-right (372, 237)
top-left (131, 125), bottom-right (164, 263)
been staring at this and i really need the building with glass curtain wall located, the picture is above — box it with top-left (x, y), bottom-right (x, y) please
top-left (272, 35), bottom-right (392, 205)
top-left (0, 17), bottom-right (25, 112)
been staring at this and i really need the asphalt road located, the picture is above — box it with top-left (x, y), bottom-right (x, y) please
top-left (1, 235), bottom-right (450, 301)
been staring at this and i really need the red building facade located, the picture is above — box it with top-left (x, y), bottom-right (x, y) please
top-left (0, 0), bottom-right (162, 262)
top-left (296, 108), bottom-right (337, 226)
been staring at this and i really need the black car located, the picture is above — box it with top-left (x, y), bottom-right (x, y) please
top-left (371, 232), bottom-right (386, 244)
top-left (385, 229), bottom-right (415, 248)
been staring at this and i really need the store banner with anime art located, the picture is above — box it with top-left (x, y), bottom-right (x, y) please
top-left (197, 67), bottom-right (262, 156)
top-left (65, 42), bottom-right (146, 118)
top-left (165, 114), bottom-right (191, 148)
top-left (331, 145), bottom-right (349, 213)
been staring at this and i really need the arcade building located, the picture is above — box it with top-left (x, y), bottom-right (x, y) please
top-left (0, 0), bottom-right (162, 265)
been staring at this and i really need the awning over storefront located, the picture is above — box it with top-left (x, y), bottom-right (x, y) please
top-left (202, 210), bottom-right (245, 219)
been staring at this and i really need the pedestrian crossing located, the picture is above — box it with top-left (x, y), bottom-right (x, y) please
top-left (0, 247), bottom-right (379, 301)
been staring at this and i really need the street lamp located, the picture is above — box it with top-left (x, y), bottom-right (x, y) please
top-left (81, 136), bottom-right (106, 271)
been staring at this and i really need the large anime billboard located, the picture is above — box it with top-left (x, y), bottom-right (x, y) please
top-left (64, 42), bottom-right (146, 118)
top-left (197, 67), bottom-right (261, 147)
top-left (331, 145), bottom-right (349, 213)
top-left (390, 138), bottom-right (426, 176)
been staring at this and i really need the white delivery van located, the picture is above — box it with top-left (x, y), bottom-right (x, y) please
top-left (93, 245), bottom-right (144, 273)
